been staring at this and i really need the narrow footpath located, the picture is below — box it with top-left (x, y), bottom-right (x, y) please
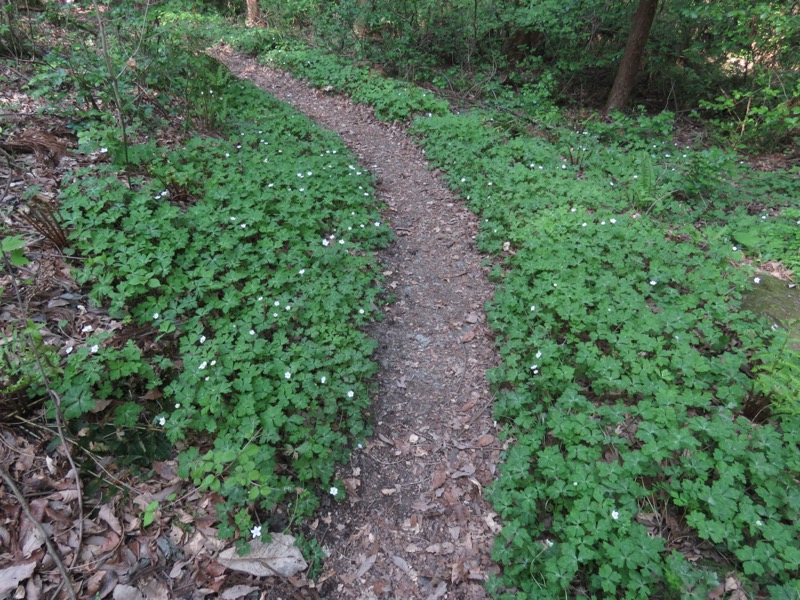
top-left (212, 47), bottom-right (503, 599)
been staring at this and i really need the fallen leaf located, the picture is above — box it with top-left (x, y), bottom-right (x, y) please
top-left (476, 434), bottom-right (495, 447)
top-left (428, 581), bottom-right (448, 599)
top-left (459, 329), bottom-right (475, 343)
top-left (113, 585), bottom-right (144, 600)
top-left (218, 534), bottom-right (308, 578)
top-left (381, 488), bottom-right (397, 496)
top-left (0, 561), bottom-right (36, 596)
top-left (354, 553), bottom-right (377, 579)
top-left (431, 470), bottom-right (447, 490)
top-left (221, 585), bottom-right (259, 599)
top-left (408, 434), bottom-right (419, 444)
top-left (466, 313), bottom-right (479, 324)
top-left (98, 504), bottom-right (122, 535)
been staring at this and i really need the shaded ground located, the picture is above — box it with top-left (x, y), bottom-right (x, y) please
top-left (210, 47), bottom-right (503, 599)
top-left (0, 46), bottom-right (502, 598)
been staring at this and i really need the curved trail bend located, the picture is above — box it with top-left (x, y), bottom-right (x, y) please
top-left (213, 47), bottom-right (502, 599)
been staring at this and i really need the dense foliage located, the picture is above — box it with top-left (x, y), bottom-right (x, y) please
top-left (3, 1), bottom-right (390, 543)
top-left (244, 0), bottom-right (800, 150)
top-left (259, 34), bottom-right (800, 598)
top-left (2, 0), bottom-right (799, 596)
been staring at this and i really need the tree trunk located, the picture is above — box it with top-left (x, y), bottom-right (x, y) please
top-left (605, 0), bottom-right (659, 112)
top-left (246, 0), bottom-right (259, 26)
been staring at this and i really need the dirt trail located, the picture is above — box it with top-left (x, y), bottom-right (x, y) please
top-left (212, 47), bottom-right (502, 599)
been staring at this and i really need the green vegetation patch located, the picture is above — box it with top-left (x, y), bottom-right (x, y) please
top-left (57, 69), bottom-right (391, 536)
top-left (260, 33), bottom-right (800, 597)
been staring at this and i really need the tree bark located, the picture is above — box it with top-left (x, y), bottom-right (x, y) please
top-left (246, 0), bottom-right (259, 26)
top-left (605, 0), bottom-right (659, 112)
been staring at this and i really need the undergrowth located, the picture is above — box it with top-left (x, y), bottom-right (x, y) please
top-left (4, 4), bottom-right (391, 544)
top-left (254, 36), bottom-right (800, 598)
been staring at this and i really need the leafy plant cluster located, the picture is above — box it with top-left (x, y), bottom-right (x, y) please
top-left (261, 47), bottom-right (449, 122)
top-left (412, 112), bottom-right (800, 597)
top-left (11, 6), bottom-right (393, 539)
top-left (264, 41), bottom-right (800, 596)
top-left (291, 0), bottom-right (800, 150)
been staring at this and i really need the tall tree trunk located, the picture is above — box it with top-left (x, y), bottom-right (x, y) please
top-left (605, 0), bottom-right (659, 112)
top-left (246, 0), bottom-right (259, 26)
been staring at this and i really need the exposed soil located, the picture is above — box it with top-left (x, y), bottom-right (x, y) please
top-left (209, 47), bottom-right (503, 599)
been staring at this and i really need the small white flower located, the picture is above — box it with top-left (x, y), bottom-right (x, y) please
top-left (65, 347), bottom-right (73, 354)
top-left (581, 222), bottom-right (587, 227)
top-left (339, 239), bottom-right (345, 244)
top-left (531, 364), bottom-right (538, 370)
top-left (230, 216), bottom-right (236, 221)
top-left (274, 301), bottom-right (280, 307)
top-left (755, 520), bottom-right (764, 526)
top-left (359, 309), bottom-right (365, 315)
top-left (562, 164), bottom-right (567, 170)
top-left (321, 376), bottom-right (327, 384)
top-left (210, 360), bottom-right (216, 366)
top-left (536, 350), bottom-right (542, 359)
top-left (90, 344), bottom-right (99, 353)
top-left (199, 335), bottom-right (206, 344)
top-left (99, 147), bottom-right (108, 153)
top-left (199, 361), bottom-right (207, 370)
top-left (285, 305), bottom-right (291, 311)
top-left (329, 486), bottom-right (338, 496)
top-left (225, 153), bottom-right (230, 158)
top-left (251, 525), bottom-right (262, 538)
top-left (273, 313), bottom-right (278, 317)
top-left (610, 181), bottom-right (615, 187)
top-left (544, 539), bottom-right (554, 548)
top-left (553, 283), bottom-right (558, 288)
top-left (650, 280), bottom-right (657, 286)
top-left (322, 239), bottom-right (330, 246)
top-left (249, 329), bottom-right (256, 335)
top-left (258, 296), bottom-right (263, 301)
top-left (754, 277), bottom-right (761, 284)
top-left (374, 222), bottom-right (380, 227)
top-left (487, 182), bottom-right (493, 186)
top-left (241, 223), bottom-right (247, 228)
top-left (601, 221), bottom-right (606, 225)
top-left (299, 268), bottom-right (305, 275)
top-left (610, 218), bottom-right (617, 224)
top-left (285, 371), bottom-right (291, 379)
top-left (732, 246), bottom-right (738, 251)
top-left (347, 390), bottom-right (354, 398)
top-left (158, 416), bottom-right (166, 426)
top-left (611, 510), bottom-right (620, 520)
top-left (153, 312), bottom-right (160, 319)
top-left (530, 305), bottom-right (536, 311)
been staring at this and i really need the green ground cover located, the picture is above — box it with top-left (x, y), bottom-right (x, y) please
top-left (250, 36), bottom-right (800, 599)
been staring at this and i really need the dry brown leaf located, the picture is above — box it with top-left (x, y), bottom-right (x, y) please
top-left (431, 470), bottom-right (447, 490)
top-left (218, 534), bottom-right (308, 578)
top-left (466, 313), bottom-right (479, 324)
top-left (460, 329), bottom-right (475, 343)
top-left (0, 561), bottom-right (36, 596)
top-left (476, 434), bottom-right (495, 447)
top-left (98, 504), bottom-right (122, 535)
top-left (354, 553), bottom-right (377, 579)
top-left (220, 585), bottom-right (260, 599)
top-left (112, 585), bottom-right (144, 600)
top-left (381, 488), bottom-right (397, 496)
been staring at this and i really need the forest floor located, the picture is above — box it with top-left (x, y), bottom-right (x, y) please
top-left (0, 47), bottom-right (503, 599)
top-left (210, 47), bottom-right (505, 599)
